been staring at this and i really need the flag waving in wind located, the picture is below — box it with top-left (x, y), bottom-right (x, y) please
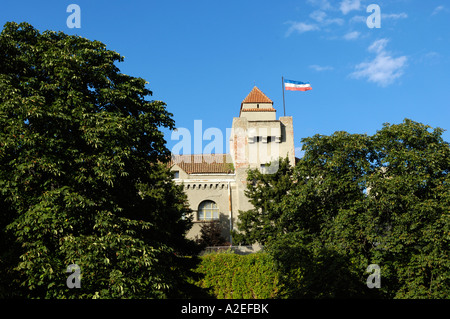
top-left (281, 76), bottom-right (311, 116)
top-left (284, 79), bottom-right (312, 91)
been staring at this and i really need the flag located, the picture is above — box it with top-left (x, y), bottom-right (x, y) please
top-left (284, 79), bottom-right (312, 91)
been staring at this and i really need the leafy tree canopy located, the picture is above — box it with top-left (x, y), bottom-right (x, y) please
top-left (0, 22), bottom-right (199, 298)
top-left (232, 157), bottom-right (293, 246)
top-left (236, 119), bottom-right (450, 298)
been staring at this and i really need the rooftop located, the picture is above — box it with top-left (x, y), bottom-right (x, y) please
top-left (241, 86), bottom-right (273, 105)
top-left (169, 154), bottom-right (234, 174)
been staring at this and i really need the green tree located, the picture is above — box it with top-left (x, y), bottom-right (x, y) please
top-left (363, 119), bottom-right (450, 298)
top-left (195, 221), bottom-right (228, 248)
top-left (268, 132), bottom-right (375, 298)
top-left (242, 119), bottom-right (450, 298)
top-left (325, 120), bottom-right (450, 298)
top-left (232, 157), bottom-right (293, 245)
top-left (0, 22), bottom-right (199, 298)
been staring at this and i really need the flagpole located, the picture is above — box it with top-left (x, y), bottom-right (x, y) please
top-left (281, 76), bottom-right (286, 116)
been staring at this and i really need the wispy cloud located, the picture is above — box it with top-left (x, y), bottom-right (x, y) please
top-left (350, 12), bottom-right (408, 25)
top-left (310, 64), bottom-right (334, 71)
top-left (340, 0), bottom-right (361, 15)
top-left (419, 51), bottom-right (441, 66)
top-left (368, 38), bottom-right (389, 54)
top-left (349, 15), bottom-right (366, 24)
top-left (307, 0), bottom-right (333, 11)
top-left (310, 10), bottom-right (345, 25)
top-left (343, 31), bottom-right (360, 40)
top-left (382, 12), bottom-right (408, 20)
top-left (309, 10), bottom-right (327, 22)
top-left (285, 21), bottom-right (319, 36)
top-left (286, 9), bottom-right (345, 36)
top-left (286, 2), bottom-right (406, 38)
top-left (350, 39), bottom-right (407, 87)
top-left (431, 5), bottom-right (445, 15)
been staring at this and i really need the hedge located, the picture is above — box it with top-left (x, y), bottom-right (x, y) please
top-left (194, 252), bottom-right (282, 299)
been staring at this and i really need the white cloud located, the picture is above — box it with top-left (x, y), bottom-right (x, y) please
top-left (431, 5), bottom-right (445, 15)
top-left (343, 31), bottom-right (360, 40)
top-left (368, 38), bottom-right (389, 54)
top-left (285, 22), bottom-right (319, 36)
top-left (310, 64), bottom-right (334, 71)
top-left (349, 15), bottom-right (366, 24)
top-left (307, 0), bottom-right (333, 11)
top-left (310, 10), bottom-right (345, 26)
top-left (310, 10), bottom-right (327, 23)
top-left (340, 0), bottom-right (361, 15)
top-left (350, 38), bottom-right (407, 87)
top-left (324, 17), bottom-right (345, 26)
top-left (424, 51), bottom-right (440, 59)
top-left (420, 51), bottom-right (441, 65)
top-left (349, 12), bottom-right (407, 28)
top-left (286, 9), bottom-right (344, 36)
top-left (381, 12), bottom-right (408, 20)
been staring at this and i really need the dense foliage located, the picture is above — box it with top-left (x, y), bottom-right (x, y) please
top-left (235, 119), bottom-right (450, 298)
top-left (195, 221), bottom-right (229, 248)
top-left (0, 22), bottom-right (199, 298)
top-left (1, 21), bottom-right (448, 300)
top-left (194, 252), bottom-right (281, 299)
top-left (232, 157), bottom-right (293, 246)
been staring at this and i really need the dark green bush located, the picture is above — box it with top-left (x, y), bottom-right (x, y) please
top-left (194, 252), bottom-right (281, 299)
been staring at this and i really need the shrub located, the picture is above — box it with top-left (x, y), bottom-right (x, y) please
top-left (195, 221), bottom-right (229, 248)
top-left (194, 252), bottom-right (281, 299)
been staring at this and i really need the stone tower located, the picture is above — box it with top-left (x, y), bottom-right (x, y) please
top-left (229, 86), bottom-right (295, 213)
top-left (169, 86), bottom-right (295, 243)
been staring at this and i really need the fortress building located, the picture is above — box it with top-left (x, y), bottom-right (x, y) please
top-left (169, 86), bottom-right (295, 242)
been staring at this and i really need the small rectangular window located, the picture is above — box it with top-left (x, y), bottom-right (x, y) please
top-left (173, 171), bottom-right (179, 179)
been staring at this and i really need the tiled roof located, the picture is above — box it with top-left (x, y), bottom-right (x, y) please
top-left (169, 154), bottom-right (234, 174)
top-left (241, 86), bottom-right (273, 105)
top-left (241, 108), bottom-right (276, 112)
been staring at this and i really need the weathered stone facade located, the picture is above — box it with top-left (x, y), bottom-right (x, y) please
top-left (169, 86), bottom-right (295, 242)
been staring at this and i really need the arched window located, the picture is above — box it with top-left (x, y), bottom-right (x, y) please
top-left (198, 200), bottom-right (219, 221)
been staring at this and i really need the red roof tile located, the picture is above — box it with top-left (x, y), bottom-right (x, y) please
top-left (169, 154), bottom-right (234, 174)
top-left (241, 86), bottom-right (273, 105)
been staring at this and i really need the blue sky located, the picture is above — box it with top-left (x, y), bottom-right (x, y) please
top-left (2, 0), bottom-right (449, 157)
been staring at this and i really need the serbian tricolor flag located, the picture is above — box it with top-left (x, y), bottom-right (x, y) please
top-left (284, 79), bottom-right (312, 91)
